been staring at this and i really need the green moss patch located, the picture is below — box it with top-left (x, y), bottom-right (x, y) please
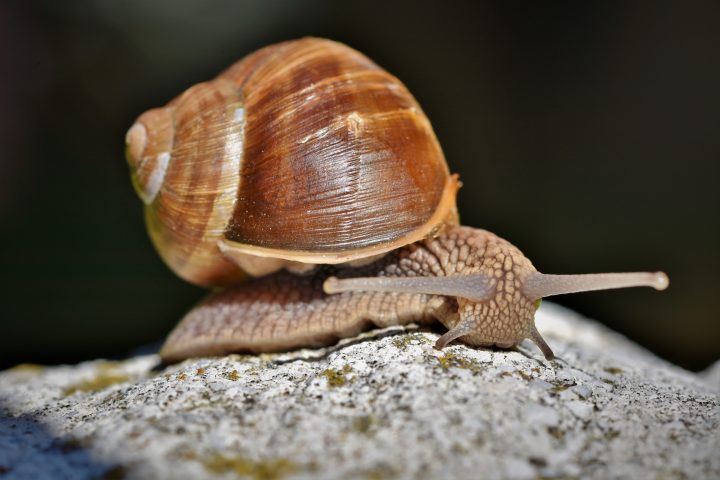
top-left (63, 373), bottom-right (130, 396)
top-left (436, 352), bottom-right (483, 373)
top-left (61, 361), bottom-right (135, 396)
top-left (321, 365), bottom-right (353, 387)
top-left (603, 366), bottom-right (624, 375)
top-left (8, 363), bottom-right (45, 374)
top-left (392, 333), bottom-right (431, 350)
top-left (352, 414), bottom-right (377, 435)
top-left (203, 454), bottom-right (297, 480)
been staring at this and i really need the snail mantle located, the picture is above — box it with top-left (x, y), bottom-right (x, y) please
top-left (1, 303), bottom-right (718, 480)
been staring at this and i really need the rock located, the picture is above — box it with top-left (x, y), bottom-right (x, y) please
top-left (702, 359), bottom-right (720, 389)
top-left (1, 302), bottom-right (718, 480)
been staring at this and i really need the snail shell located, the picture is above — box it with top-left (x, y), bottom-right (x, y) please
top-left (126, 37), bottom-right (459, 286)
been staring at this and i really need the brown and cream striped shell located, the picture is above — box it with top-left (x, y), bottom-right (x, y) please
top-left (125, 37), bottom-right (459, 287)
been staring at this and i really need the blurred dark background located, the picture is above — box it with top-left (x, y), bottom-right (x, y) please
top-left (1, 1), bottom-right (718, 371)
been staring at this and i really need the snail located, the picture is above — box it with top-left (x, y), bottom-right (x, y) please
top-left (125, 38), bottom-right (668, 363)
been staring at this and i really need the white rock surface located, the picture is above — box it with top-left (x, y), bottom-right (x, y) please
top-left (1, 303), bottom-right (718, 480)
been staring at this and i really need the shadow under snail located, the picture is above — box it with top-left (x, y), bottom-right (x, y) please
top-left (125, 37), bottom-right (668, 363)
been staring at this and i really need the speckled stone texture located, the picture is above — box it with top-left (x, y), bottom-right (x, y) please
top-left (1, 302), bottom-right (718, 480)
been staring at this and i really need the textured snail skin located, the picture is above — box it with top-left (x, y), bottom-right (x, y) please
top-left (160, 226), bottom-right (546, 363)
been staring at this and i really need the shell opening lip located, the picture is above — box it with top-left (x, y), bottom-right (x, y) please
top-left (217, 174), bottom-right (461, 265)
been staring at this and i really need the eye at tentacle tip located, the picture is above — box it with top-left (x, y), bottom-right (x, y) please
top-left (652, 271), bottom-right (669, 290)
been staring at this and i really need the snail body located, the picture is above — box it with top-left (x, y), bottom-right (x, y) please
top-left (126, 38), bottom-right (668, 363)
top-left (160, 226), bottom-right (546, 363)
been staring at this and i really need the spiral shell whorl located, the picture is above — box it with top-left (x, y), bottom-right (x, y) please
top-left (126, 107), bottom-right (174, 204)
top-left (126, 80), bottom-right (248, 286)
